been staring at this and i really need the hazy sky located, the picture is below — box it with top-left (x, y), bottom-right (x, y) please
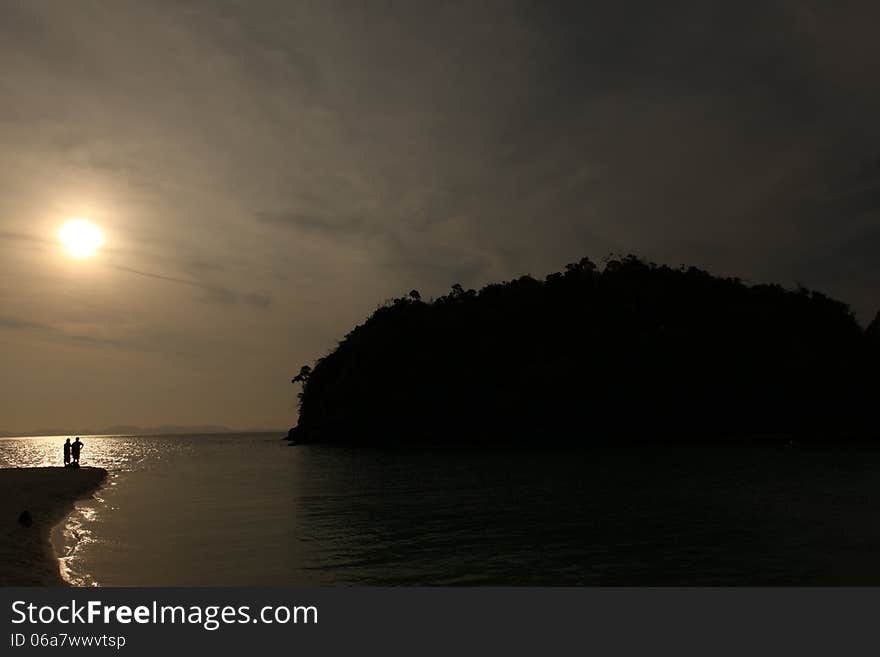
top-left (1, 0), bottom-right (879, 432)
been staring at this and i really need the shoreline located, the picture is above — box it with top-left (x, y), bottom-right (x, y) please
top-left (0, 467), bottom-right (107, 586)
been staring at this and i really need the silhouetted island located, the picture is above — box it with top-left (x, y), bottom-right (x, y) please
top-left (288, 256), bottom-right (879, 445)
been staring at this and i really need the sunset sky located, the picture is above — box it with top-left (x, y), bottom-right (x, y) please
top-left (1, 1), bottom-right (879, 432)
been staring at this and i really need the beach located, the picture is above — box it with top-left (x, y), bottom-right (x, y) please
top-left (0, 467), bottom-right (107, 586)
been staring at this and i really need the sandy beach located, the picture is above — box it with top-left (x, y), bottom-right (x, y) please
top-left (0, 467), bottom-right (107, 586)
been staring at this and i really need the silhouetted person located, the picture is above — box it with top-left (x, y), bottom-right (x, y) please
top-left (63, 438), bottom-right (71, 467)
top-left (71, 437), bottom-right (83, 466)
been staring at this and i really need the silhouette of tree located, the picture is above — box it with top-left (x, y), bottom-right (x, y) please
top-left (292, 366), bottom-right (311, 384)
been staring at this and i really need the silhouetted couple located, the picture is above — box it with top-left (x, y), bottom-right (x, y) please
top-left (64, 437), bottom-right (83, 468)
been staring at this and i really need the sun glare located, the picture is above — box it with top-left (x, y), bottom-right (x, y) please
top-left (59, 219), bottom-right (105, 259)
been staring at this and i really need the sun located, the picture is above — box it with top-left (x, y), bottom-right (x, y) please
top-left (59, 219), bottom-right (105, 258)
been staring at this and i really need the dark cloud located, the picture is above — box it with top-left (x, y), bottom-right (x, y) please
top-left (110, 265), bottom-right (272, 309)
top-left (255, 210), bottom-right (367, 238)
top-left (0, 230), bottom-right (51, 247)
top-left (0, 314), bottom-right (126, 349)
top-left (0, 315), bottom-right (45, 331)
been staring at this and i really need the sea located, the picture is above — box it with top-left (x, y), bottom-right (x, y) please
top-left (3, 432), bottom-right (880, 586)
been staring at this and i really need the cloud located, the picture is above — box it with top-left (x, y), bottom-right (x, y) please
top-left (0, 314), bottom-right (127, 349)
top-left (0, 315), bottom-right (45, 331)
top-left (0, 230), bottom-right (51, 247)
top-left (255, 210), bottom-right (366, 237)
top-left (110, 265), bottom-right (272, 309)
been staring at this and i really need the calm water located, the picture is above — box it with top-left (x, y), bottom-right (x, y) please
top-left (4, 433), bottom-right (880, 585)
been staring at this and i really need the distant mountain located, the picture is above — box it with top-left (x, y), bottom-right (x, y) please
top-left (288, 255), bottom-right (880, 445)
top-left (0, 424), bottom-right (244, 438)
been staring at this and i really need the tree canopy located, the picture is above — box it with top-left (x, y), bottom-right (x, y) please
top-left (289, 256), bottom-right (878, 445)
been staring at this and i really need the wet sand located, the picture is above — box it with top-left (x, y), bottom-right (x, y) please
top-left (0, 467), bottom-right (107, 586)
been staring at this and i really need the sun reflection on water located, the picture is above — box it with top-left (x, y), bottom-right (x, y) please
top-left (0, 434), bottom-right (167, 471)
top-left (2, 433), bottom-right (199, 586)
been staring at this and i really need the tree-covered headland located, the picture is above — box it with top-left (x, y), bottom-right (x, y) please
top-left (289, 256), bottom-right (879, 445)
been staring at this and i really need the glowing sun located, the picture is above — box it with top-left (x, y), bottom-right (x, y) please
top-left (59, 219), bottom-right (105, 258)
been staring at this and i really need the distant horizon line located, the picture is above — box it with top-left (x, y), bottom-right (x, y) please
top-left (0, 424), bottom-right (287, 438)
